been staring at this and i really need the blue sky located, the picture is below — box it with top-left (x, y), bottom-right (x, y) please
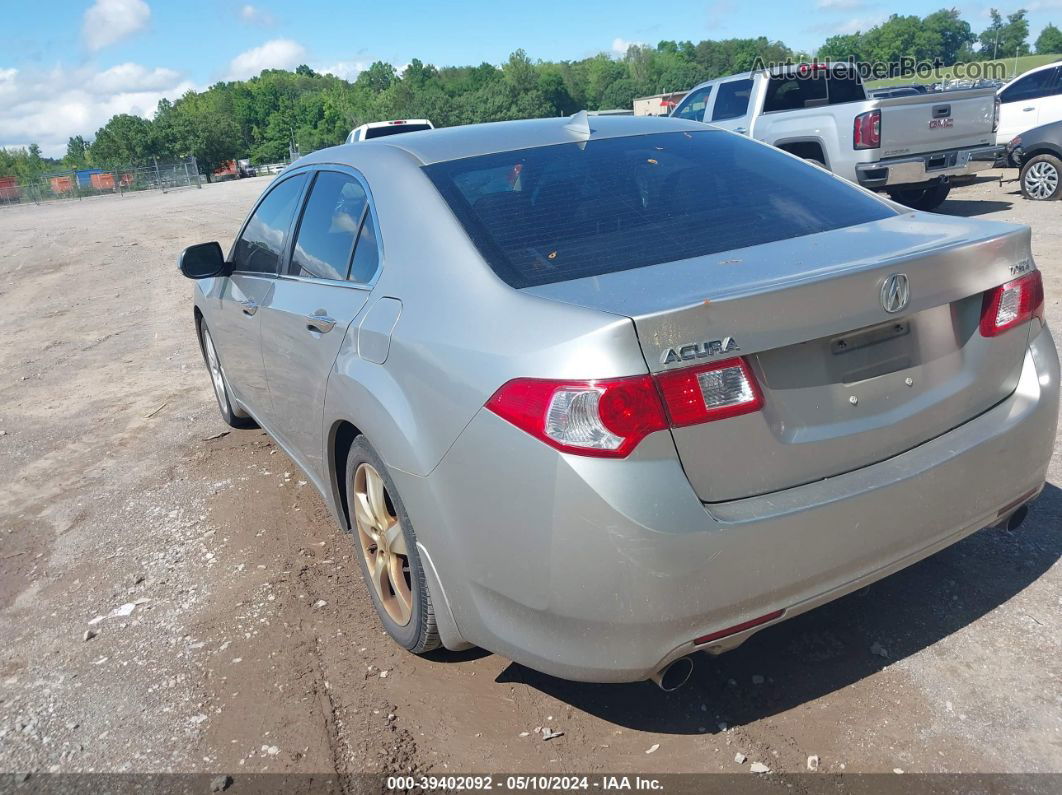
top-left (3, 0), bottom-right (1061, 155)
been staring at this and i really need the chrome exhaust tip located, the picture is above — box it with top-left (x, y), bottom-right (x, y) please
top-left (650, 656), bottom-right (694, 691)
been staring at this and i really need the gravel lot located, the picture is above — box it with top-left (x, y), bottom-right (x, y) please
top-left (0, 173), bottom-right (1059, 779)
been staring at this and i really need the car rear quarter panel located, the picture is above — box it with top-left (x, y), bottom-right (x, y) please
top-left (320, 146), bottom-right (650, 480)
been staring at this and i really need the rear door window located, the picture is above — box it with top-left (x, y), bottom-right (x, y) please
top-left (424, 130), bottom-right (895, 288)
top-left (232, 174), bottom-right (307, 274)
top-left (290, 171), bottom-right (368, 281)
top-left (1000, 67), bottom-right (1060, 103)
top-left (711, 79), bottom-right (754, 121)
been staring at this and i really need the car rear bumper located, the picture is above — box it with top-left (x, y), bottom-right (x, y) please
top-left (856, 144), bottom-right (1005, 189)
top-left (394, 328), bottom-right (1059, 683)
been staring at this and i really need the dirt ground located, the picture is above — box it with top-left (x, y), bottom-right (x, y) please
top-left (0, 173), bottom-right (1059, 780)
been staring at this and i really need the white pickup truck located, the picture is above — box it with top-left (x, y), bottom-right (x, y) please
top-left (672, 63), bottom-right (1003, 210)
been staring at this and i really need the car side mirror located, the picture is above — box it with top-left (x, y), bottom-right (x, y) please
top-left (179, 242), bottom-right (227, 279)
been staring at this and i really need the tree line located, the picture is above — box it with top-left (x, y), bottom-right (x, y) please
top-left (3, 7), bottom-right (1062, 181)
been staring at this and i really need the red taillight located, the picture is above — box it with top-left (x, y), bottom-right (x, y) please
top-left (854, 109), bottom-right (881, 150)
top-left (655, 357), bottom-right (764, 427)
top-left (485, 375), bottom-right (668, 458)
top-left (980, 270), bottom-right (1044, 337)
top-left (486, 357), bottom-right (764, 458)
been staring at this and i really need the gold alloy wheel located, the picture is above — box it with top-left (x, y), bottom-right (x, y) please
top-left (352, 462), bottom-right (413, 626)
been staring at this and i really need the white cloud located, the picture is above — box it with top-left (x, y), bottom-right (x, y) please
top-left (225, 39), bottom-right (306, 80)
top-left (0, 63), bottom-right (194, 157)
top-left (836, 15), bottom-right (885, 34)
top-left (88, 63), bottom-right (182, 94)
top-left (82, 0), bottom-right (151, 52)
top-left (816, 0), bottom-right (865, 8)
top-left (239, 4), bottom-right (276, 26)
top-left (318, 60), bottom-right (366, 81)
top-left (611, 38), bottom-right (643, 56)
top-left (809, 15), bottom-right (885, 35)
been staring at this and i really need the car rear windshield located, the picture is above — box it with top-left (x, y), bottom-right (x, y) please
top-left (364, 123), bottom-right (432, 139)
top-left (424, 130), bottom-right (896, 288)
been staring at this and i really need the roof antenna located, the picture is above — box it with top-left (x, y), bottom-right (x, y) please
top-left (564, 110), bottom-right (592, 141)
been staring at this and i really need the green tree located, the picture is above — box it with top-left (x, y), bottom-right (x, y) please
top-left (818, 33), bottom-right (865, 63)
top-left (1036, 22), bottom-right (1062, 54)
top-left (1001, 10), bottom-right (1031, 57)
top-left (64, 135), bottom-right (91, 169)
top-left (89, 114), bottom-right (157, 167)
top-left (979, 9), bottom-right (1030, 59)
top-left (922, 8), bottom-right (976, 65)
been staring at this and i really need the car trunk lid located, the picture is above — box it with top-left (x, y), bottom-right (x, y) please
top-left (524, 213), bottom-right (1034, 502)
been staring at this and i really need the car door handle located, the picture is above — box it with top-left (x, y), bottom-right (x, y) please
top-left (240, 299), bottom-right (258, 316)
top-left (1023, 107), bottom-right (1035, 111)
top-left (734, 127), bottom-right (748, 133)
top-left (305, 312), bottom-right (336, 333)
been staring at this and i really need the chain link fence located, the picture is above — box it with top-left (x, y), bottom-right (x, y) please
top-left (0, 156), bottom-right (202, 208)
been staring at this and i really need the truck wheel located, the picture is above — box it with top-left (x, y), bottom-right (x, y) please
top-left (1019, 154), bottom-right (1062, 200)
top-left (888, 181), bottom-right (952, 211)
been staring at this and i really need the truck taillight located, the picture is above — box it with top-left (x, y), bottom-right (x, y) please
top-left (980, 270), bottom-right (1044, 337)
top-left (993, 98), bottom-right (1001, 133)
top-left (486, 358), bottom-right (764, 458)
top-left (854, 109), bottom-right (881, 150)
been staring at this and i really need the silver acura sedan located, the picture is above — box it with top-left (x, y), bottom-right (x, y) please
top-left (180, 114), bottom-right (1059, 688)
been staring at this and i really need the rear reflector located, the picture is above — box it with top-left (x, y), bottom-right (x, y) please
top-left (980, 270), bottom-right (1044, 337)
top-left (694, 609), bottom-right (785, 645)
top-left (486, 356), bottom-right (764, 458)
top-left (655, 358), bottom-right (764, 427)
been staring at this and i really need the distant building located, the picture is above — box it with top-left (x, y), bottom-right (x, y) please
top-left (633, 91), bottom-right (687, 117)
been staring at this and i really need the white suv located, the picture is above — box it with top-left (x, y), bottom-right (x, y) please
top-left (345, 119), bottom-right (434, 143)
top-left (996, 61), bottom-right (1062, 145)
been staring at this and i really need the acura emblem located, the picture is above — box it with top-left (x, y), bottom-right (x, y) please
top-left (881, 273), bottom-right (910, 314)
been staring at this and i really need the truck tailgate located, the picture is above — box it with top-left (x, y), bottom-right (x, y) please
top-left (878, 88), bottom-right (996, 158)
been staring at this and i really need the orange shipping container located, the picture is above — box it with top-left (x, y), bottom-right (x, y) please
top-left (0, 176), bottom-right (18, 201)
top-left (91, 172), bottom-right (116, 190)
top-left (50, 175), bottom-right (74, 193)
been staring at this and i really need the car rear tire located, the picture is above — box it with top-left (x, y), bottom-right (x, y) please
top-left (888, 180), bottom-right (951, 211)
top-left (1019, 154), bottom-right (1062, 201)
top-left (346, 436), bottom-right (440, 654)
top-left (198, 320), bottom-right (257, 429)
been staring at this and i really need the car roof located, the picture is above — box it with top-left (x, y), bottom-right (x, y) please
top-left (301, 114), bottom-right (715, 167)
